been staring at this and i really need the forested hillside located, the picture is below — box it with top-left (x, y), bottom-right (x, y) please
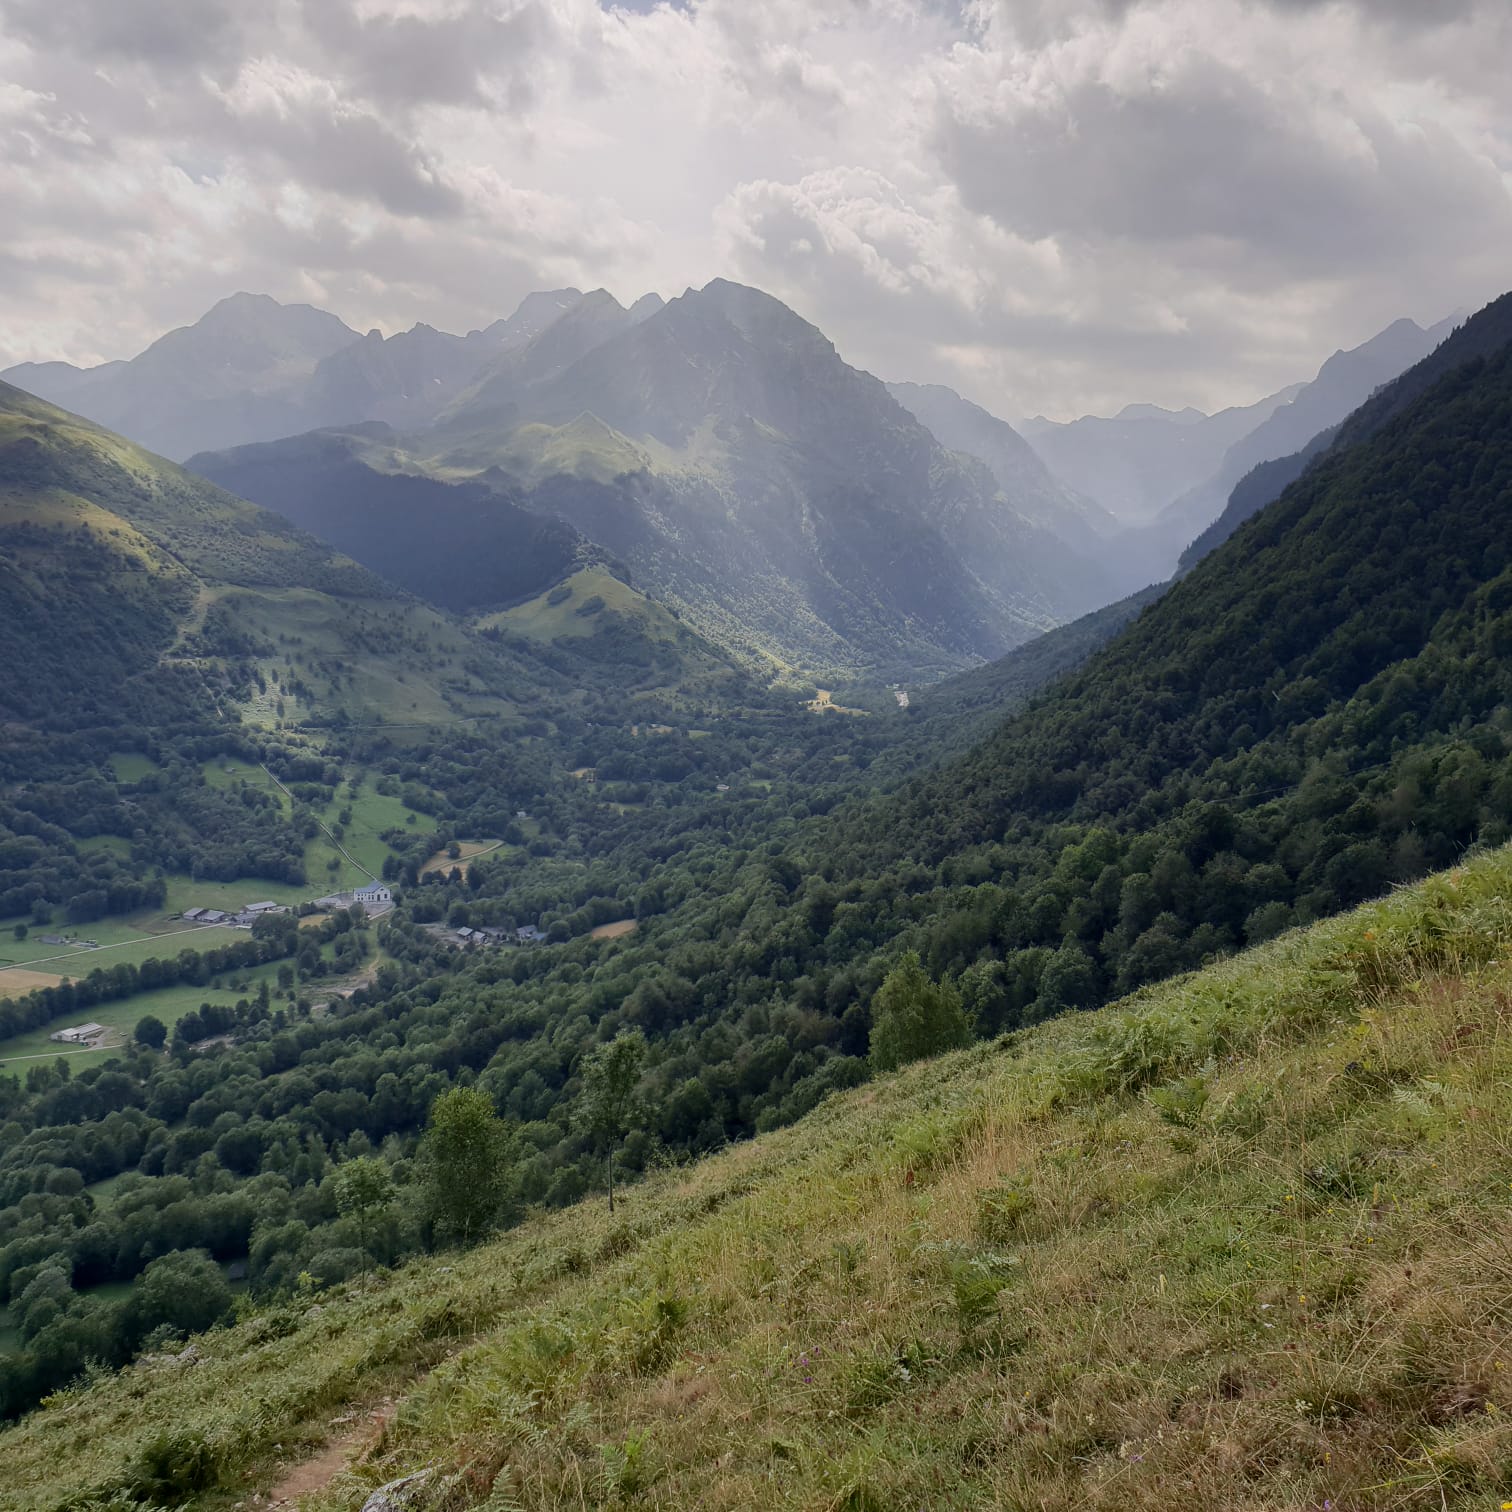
top-left (8, 849), bottom-right (1512, 1511)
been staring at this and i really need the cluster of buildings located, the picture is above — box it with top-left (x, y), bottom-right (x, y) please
top-left (452, 923), bottom-right (545, 947)
top-left (181, 901), bottom-right (283, 927)
top-left (312, 882), bottom-right (393, 912)
top-left (177, 883), bottom-right (395, 931)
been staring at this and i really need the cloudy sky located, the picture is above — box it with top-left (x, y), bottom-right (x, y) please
top-left (2, 0), bottom-right (1509, 418)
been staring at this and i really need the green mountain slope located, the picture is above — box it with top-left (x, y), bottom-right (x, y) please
top-left (0, 381), bottom-right (527, 733)
top-left (885, 295), bottom-right (1512, 874)
top-left (6, 850), bottom-right (1511, 1511)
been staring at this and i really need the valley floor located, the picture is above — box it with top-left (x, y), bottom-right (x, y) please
top-left (8, 854), bottom-right (1512, 1510)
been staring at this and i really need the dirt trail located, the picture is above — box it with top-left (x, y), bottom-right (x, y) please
top-left (264, 1399), bottom-right (395, 1508)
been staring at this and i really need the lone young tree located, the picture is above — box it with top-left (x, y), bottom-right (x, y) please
top-left (869, 951), bottom-right (972, 1071)
top-left (420, 1086), bottom-right (510, 1245)
top-left (577, 1029), bottom-right (646, 1214)
top-left (333, 1155), bottom-right (395, 1265)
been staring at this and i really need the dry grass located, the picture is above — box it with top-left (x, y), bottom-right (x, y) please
top-left (0, 967), bottom-right (64, 996)
top-left (10, 857), bottom-right (1512, 1511)
top-left (588, 919), bottom-right (639, 941)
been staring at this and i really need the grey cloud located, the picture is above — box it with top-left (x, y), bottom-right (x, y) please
top-left (0, 0), bottom-right (262, 71)
top-left (932, 42), bottom-right (1512, 285)
top-left (297, 1), bottom-right (560, 112)
top-left (1, 0), bottom-right (1509, 421)
top-left (226, 101), bottom-right (466, 220)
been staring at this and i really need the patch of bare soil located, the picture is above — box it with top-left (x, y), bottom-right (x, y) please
top-left (262, 1400), bottom-right (395, 1508)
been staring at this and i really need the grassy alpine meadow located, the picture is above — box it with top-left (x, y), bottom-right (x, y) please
top-left (8, 852), bottom-right (1512, 1510)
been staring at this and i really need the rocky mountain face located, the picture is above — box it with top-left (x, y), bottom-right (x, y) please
top-left (885, 381), bottom-right (1116, 549)
top-left (196, 280), bottom-right (1116, 679)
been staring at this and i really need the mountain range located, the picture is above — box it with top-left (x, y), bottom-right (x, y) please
top-left (0, 377), bottom-right (754, 744)
top-left (190, 281), bottom-right (1121, 680)
top-left (0, 283), bottom-right (1467, 683)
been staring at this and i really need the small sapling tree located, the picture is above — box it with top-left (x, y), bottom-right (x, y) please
top-left (577, 1029), bottom-right (647, 1214)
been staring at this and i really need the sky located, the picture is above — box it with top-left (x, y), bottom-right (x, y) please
top-left (1, 0), bottom-right (1509, 420)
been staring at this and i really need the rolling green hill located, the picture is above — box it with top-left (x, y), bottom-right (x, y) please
top-left (4, 849), bottom-right (1510, 1511)
top-left (0, 380), bottom-right (527, 734)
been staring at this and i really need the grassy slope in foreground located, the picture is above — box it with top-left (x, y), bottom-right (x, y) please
top-left (9, 854), bottom-right (1512, 1511)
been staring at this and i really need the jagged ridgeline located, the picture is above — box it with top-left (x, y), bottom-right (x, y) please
top-left (190, 280), bottom-right (1120, 682)
top-left (5, 853), bottom-right (1512, 1509)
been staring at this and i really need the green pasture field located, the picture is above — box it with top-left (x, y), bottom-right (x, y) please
top-left (106, 751), bottom-right (161, 782)
top-left (0, 923), bottom-right (248, 977)
top-left (0, 960), bottom-right (293, 1071)
top-left (75, 835), bottom-right (132, 859)
top-left (201, 756), bottom-right (290, 807)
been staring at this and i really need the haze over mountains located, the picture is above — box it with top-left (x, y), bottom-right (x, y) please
top-left (4, 281), bottom-right (1459, 680)
top-left (189, 281), bottom-right (1117, 680)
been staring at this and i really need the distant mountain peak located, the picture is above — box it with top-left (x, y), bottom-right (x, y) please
top-left (1114, 402), bottom-right (1207, 424)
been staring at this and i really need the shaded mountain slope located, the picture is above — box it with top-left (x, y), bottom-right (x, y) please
top-left (188, 424), bottom-right (750, 703)
top-left (883, 583), bottom-right (1166, 775)
top-left (887, 294), bottom-right (1512, 869)
top-left (188, 423), bottom-right (597, 615)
